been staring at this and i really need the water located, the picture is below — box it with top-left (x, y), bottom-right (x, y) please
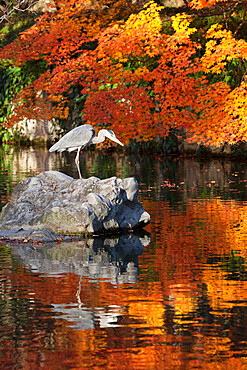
top-left (1, 146), bottom-right (247, 368)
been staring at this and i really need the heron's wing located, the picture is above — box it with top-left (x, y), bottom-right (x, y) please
top-left (49, 124), bottom-right (95, 152)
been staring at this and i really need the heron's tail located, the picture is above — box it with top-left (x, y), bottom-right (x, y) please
top-left (49, 142), bottom-right (65, 152)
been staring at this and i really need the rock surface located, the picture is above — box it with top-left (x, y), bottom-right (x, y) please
top-left (14, 118), bottom-right (57, 142)
top-left (0, 171), bottom-right (150, 234)
top-left (0, 228), bottom-right (64, 243)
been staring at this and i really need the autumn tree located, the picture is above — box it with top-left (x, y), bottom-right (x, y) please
top-left (0, 0), bottom-right (247, 145)
top-left (0, 0), bottom-right (141, 132)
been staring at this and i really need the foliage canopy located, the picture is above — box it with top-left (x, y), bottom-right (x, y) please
top-left (0, 0), bottom-right (247, 145)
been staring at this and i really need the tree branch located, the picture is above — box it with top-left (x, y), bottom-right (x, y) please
top-left (0, 0), bottom-right (39, 24)
top-left (233, 1), bottom-right (247, 36)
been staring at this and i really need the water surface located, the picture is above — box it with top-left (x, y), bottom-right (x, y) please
top-left (1, 147), bottom-right (247, 369)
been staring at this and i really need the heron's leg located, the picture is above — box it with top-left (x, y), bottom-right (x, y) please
top-left (75, 148), bottom-right (82, 179)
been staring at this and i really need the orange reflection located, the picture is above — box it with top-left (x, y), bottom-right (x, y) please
top-left (2, 198), bottom-right (247, 368)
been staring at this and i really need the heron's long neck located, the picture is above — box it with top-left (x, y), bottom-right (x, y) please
top-left (92, 131), bottom-right (105, 144)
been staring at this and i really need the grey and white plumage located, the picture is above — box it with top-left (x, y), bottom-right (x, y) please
top-left (49, 124), bottom-right (124, 178)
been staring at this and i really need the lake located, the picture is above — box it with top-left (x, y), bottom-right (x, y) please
top-left (1, 146), bottom-right (247, 369)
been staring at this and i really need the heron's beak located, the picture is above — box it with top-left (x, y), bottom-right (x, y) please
top-left (106, 130), bottom-right (124, 146)
top-left (112, 137), bottom-right (124, 146)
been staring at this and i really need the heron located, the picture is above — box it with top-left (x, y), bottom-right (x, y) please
top-left (49, 124), bottom-right (124, 179)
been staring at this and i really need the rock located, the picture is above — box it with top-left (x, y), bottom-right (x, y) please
top-left (180, 141), bottom-right (199, 155)
top-left (0, 171), bottom-right (150, 235)
top-left (14, 118), bottom-right (57, 143)
top-left (0, 228), bottom-right (64, 243)
top-left (207, 145), bottom-right (222, 156)
top-left (222, 144), bottom-right (232, 155)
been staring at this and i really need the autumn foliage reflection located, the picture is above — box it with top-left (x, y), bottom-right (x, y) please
top-left (1, 195), bottom-right (247, 368)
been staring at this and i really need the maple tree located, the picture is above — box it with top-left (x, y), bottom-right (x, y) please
top-left (0, 0), bottom-right (247, 145)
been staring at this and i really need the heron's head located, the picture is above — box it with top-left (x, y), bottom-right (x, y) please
top-left (102, 129), bottom-right (124, 146)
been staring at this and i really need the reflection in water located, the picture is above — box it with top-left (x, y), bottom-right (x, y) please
top-left (9, 233), bottom-right (150, 331)
top-left (10, 233), bottom-right (149, 280)
top-left (1, 149), bottom-right (247, 367)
